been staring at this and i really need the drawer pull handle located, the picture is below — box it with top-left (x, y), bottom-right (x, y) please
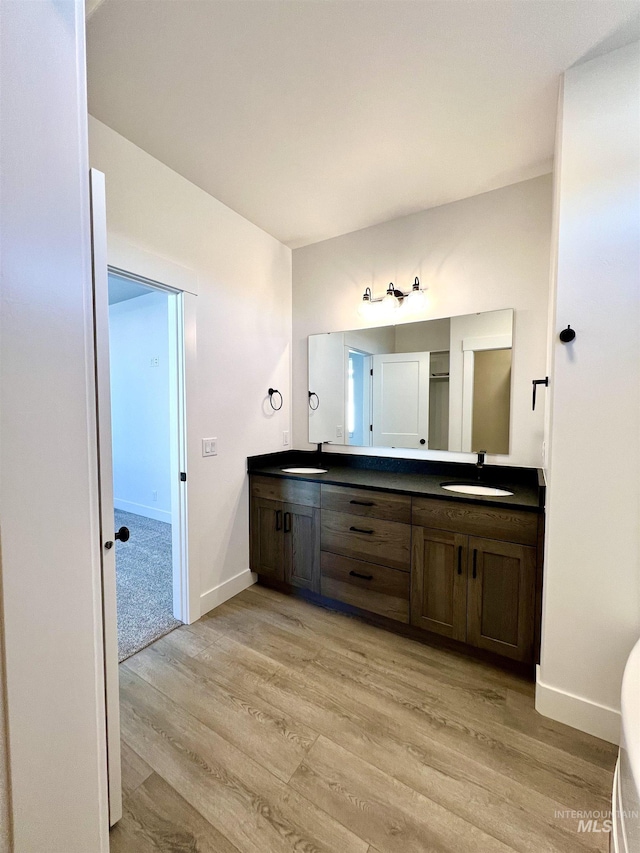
top-left (275, 510), bottom-right (282, 531)
top-left (472, 548), bottom-right (478, 579)
top-left (350, 500), bottom-right (375, 507)
top-left (349, 570), bottom-right (374, 580)
top-left (457, 545), bottom-right (462, 575)
top-left (349, 526), bottom-right (374, 534)
top-left (284, 512), bottom-right (291, 533)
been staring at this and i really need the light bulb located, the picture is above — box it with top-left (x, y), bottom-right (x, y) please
top-left (358, 288), bottom-right (378, 320)
top-left (358, 299), bottom-right (378, 321)
top-left (405, 288), bottom-right (427, 313)
top-left (382, 283), bottom-right (400, 313)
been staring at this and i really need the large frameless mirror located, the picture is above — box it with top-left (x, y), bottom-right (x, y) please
top-left (308, 309), bottom-right (513, 454)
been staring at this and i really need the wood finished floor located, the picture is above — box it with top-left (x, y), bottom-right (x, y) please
top-left (110, 584), bottom-right (617, 853)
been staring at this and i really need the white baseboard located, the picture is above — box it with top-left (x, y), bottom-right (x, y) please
top-left (199, 568), bottom-right (257, 616)
top-left (535, 665), bottom-right (621, 744)
top-left (114, 498), bottom-right (172, 523)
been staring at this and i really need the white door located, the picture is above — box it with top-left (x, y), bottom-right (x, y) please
top-left (372, 351), bottom-right (430, 448)
top-left (89, 169), bottom-right (122, 826)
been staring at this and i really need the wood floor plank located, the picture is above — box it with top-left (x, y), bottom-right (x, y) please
top-left (162, 623), bottom-right (220, 657)
top-left (504, 688), bottom-right (618, 771)
top-left (245, 584), bottom-right (534, 696)
top-left (118, 665), bottom-right (368, 853)
top-left (110, 772), bottom-right (239, 853)
top-left (195, 635), bottom-right (604, 853)
top-left (120, 741), bottom-right (153, 800)
top-left (126, 631), bottom-right (319, 782)
top-left (112, 587), bottom-right (615, 853)
top-left (289, 735), bottom-right (514, 853)
top-left (303, 646), bottom-right (613, 814)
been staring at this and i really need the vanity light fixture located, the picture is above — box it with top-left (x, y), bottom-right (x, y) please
top-left (404, 277), bottom-right (427, 313)
top-left (357, 287), bottom-right (380, 320)
top-left (358, 277), bottom-right (427, 318)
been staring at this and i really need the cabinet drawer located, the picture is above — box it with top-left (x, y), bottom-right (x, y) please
top-left (250, 475), bottom-right (320, 507)
top-left (321, 552), bottom-right (410, 623)
top-left (411, 497), bottom-right (538, 546)
top-left (321, 484), bottom-right (411, 523)
top-left (321, 510), bottom-right (411, 571)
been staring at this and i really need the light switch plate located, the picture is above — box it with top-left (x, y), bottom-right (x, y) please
top-left (336, 425), bottom-right (343, 438)
top-left (282, 430), bottom-right (289, 446)
top-left (202, 438), bottom-right (217, 457)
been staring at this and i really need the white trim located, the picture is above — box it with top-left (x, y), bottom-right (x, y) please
top-left (461, 350), bottom-right (475, 452)
top-left (462, 333), bottom-right (512, 352)
top-left (200, 569), bottom-right (257, 616)
top-left (535, 665), bottom-right (621, 745)
top-left (168, 291), bottom-right (191, 623)
top-left (90, 169), bottom-right (122, 827)
top-left (113, 499), bottom-right (171, 524)
top-left (108, 233), bottom-right (199, 296)
top-left (107, 268), bottom-right (196, 626)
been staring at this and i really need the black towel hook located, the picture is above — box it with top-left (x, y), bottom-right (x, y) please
top-left (532, 377), bottom-right (549, 411)
top-left (559, 325), bottom-right (576, 343)
top-left (268, 388), bottom-right (283, 411)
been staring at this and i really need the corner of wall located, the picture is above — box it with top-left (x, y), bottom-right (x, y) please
top-left (535, 666), bottom-right (620, 745)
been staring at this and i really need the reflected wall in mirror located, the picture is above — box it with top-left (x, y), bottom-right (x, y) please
top-left (308, 309), bottom-right (513, 454)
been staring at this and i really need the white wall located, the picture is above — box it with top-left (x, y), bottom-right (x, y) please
top-left (0, 1), bottom-right (108, 849)
top-left (109, 291), bottom-right (172, 522)
top-left (394, 318), bottom-right (450, 354)
top-left (292, 175), bottom-right (552, 467)
top-left (537, 42), bottom-right (640, 743)
top-left (89, 117), bottom-right (292, 616)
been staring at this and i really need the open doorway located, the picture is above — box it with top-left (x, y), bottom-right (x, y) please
top-left (107, 271), bottom-right (188, 660)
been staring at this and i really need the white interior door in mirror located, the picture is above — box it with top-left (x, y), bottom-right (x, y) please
top-left (372, 351), bottom-right (430, 449)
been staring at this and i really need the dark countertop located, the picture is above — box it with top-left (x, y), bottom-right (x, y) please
top-left (248, 451), bottom-right (544, 513)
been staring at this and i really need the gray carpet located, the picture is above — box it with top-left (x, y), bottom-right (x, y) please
top-left (115, 509), bottom-right (182, 661)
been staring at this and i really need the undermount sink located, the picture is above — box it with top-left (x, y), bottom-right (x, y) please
top-left (440, 481), bottom-right (514, 497)
top-left (281, 467), bottom-right (328, 474)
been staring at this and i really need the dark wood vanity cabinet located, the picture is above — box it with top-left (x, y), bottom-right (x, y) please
top-left (465, 537), bottom-right (536, 662)
top-left (411, 527), bottom-right (468, 641)
top-left (319, 484), bottom-right (411, 622)
top-left (411, 496), bottom-right (538, 663)
top-left (250, 473), bottom-right (542, 666)
top-left (250, 477), bottom-right (320, 591)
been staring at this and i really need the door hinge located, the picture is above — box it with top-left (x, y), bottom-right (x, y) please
top-left (369, 424), bottom-right (373, 432)
top-left (180, 472), bottom-right (187, 482)
top-left (370, 368), bottom-right (373, 376)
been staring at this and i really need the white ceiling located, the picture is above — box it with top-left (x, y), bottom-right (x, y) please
top-left (87, 1), bottom-right (639, 249)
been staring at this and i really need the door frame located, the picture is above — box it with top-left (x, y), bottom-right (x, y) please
top-left (106, 267), bottom-right (192, 624)
top-left (460, 333), bottom-right (512, 452)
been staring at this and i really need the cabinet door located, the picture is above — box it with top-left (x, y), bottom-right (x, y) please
top-left (411, 527), bottom-right (467, 641)
top-left (466, 537), bottom-right (536, 662)
top-left (284, 503), bottom-right (320, 592)
top-left (250, 497), bottom-right (284, 580)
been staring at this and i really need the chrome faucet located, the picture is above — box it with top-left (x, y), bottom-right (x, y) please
top-left (476, 450), bottom-right (486, 470)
